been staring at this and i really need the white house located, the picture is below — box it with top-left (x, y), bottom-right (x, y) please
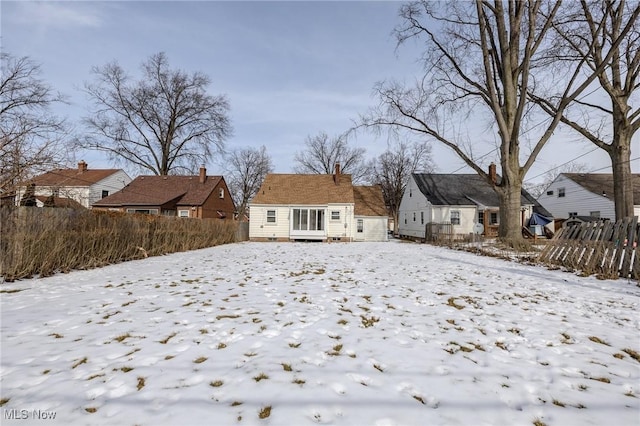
top-left (249, 165), bottom-right (388, 242)
top-left (398, 167), bottom-right (550, 239)
top-left (537, 173), bottom-right (640, 221)
top-left (15, 161), bottom-right (132, 208)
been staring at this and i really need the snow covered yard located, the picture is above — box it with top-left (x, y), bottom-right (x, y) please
top-left (1, 241), bottom-right (638, 426)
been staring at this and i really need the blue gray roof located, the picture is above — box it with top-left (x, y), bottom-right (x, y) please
top-left (412, 174), bottom-right (552, 216)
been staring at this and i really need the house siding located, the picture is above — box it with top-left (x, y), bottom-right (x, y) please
top-left (356, 216), bottom-right (388, 242)
top-left (537, 175), bottom-right (615, 220)
top-left (249, 205), bottom-right (292, 240)
top-left (88, 171), bottom-right (132, 207)
top-left (398, 177), bottom-right (433, 238)
top-left (249, 204), bottom-right (355, 241)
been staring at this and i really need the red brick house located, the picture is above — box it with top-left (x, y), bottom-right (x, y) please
top-left (92, 167), bottom-right (235, 219)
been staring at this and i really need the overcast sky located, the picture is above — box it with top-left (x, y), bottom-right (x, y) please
top-left (2, 1), bottom-right (636, 182)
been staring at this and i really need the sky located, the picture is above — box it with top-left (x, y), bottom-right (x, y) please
top-left (2, 240), bottom-right (639, 425)
top-left (2, 1), bottom-right (637, 183)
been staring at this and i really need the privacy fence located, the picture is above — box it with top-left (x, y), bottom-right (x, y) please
top-left (539, 217), bottom-right (639, 280)
top-left (0, 207), bottom-right (245, 281)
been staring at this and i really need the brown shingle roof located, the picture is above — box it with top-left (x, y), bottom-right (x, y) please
top-left (353, 185), bottom-right (387, 216)
top-left (26, 168), bottom-right (122, 187)
top-left (564, 173), bottom-right (640, 203)
top-left (93, 175), bottom-right (222, 207)
top-left (35, 196), bottom-right (85, 209)
top-left (251, 174), bottom-right (354, 205)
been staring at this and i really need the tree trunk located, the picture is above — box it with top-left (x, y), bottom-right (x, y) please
top-left (609, 130), bottom-right (634, 221)
top-left (497, 181), bottom-right (523, 243)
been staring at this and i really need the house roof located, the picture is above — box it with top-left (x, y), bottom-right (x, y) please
top-left (25, 168), bottom-right (123, 187)
top-left (35, 195), bottom-right (85, 209)
top-left (251, 174), bottom-right (354, 205)
top-left (412, 173), bottom-right (551, 216)
top-left (93, 175), bottom-right (223, 207)
top-left (562, 173), bottom-right (640, 203)
top-left (353, 185), bottom-right (387, 216)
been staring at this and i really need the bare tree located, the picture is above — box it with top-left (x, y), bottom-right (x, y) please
top-left (225, 145), bottom-right (274, 219)
top-left (530, 0), bottom-right (640, 220)
top-left (293, 132), bottom-right (370, 183)
top-left (0, 53), bottom-right (70, 191)
top-left (80, 52), bottom-right (232, 176)
top-left (362, 1), bottom-right (632, 243)
top-left (370, 140), bottom-right (434, 234)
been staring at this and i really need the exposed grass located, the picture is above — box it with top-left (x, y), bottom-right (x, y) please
top-left (292, 378), bottom-right (306, 385)
top-left (258, 406), bottom-right (272, 419)
top-left (373, 363), bottom-right (384, 372)
top-left (230, 401), bottom-right (243, 407)
top-left (113, 333), bottom-right (132, 343)
top-left (120, 366), bottom-right (134, 373)
top-left (216, 314), bottom-right (241, 320)
top-left (622, 348), bottom-right (640, 363)
top-left (210, 380), bottom-right (224, 387)
top-left (85, 407), bottom-right (97, 413)
top-left (533, 418), bottom-right (547, 426)
top-left (0, 398), bottom-right (9, 407)
top-left (253, 372), bottom-right (269, 382)
top-left (588, 336), bottom-right (610, 346)
top-left (412, 395), bottom-right (425, 404)
top-left (159, 332), bottom-right (177, 344)
top-left (281, 363), bottom-right (293, 372)
top-left (72, 357), bottom-right (88, 369)
top-left (87, 373), bottom-right (105, 380)
top-left (288, 342), bottom-right (301, 348)
top-left (360, 315), bottom-right (380, 328)
top-left (193, 356), bottom-right (208, 364)
top-left (217, 342), bottom-right (227, 350)
top-left (327, 344), bottom-right (343, 356)
top-left (49, 333), bottom-right (64, 339)
top-left (552, 399), bottom-right (566, 407)
top-left (446, 297), bottom-right (465, 310)
top-left (137, 376), bottom-right (145, 391)
top-left (589, 376), bottom-right (610, 383)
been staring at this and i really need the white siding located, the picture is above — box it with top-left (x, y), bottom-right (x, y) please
top-left (398, 176), bottom-right (433, 238)
top-left (249, 205), bottom-right (291, 240)
top-left (249, 204), bottom-right (355, 241)
top-left (356, 216), bottom-right (388, 242)
top-left (537, 175), bottom-right (615, 220)
top-left (89, 171), bottom-right (132, 207)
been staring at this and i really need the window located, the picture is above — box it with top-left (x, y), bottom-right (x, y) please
top-left (126, 209), bottom-right (158, 215)
top-left (420, 211), bottom-right (424, 225)
top-left (178, 210), bottom-right (189, 218)
top-left (590, 211), bottom-right (600, 218)
top-left (266, 210), bottom-right (276, 223)
top-left (357, 219), bottom-right (364, 233)
top-left (569, 212), bottom-right (578, 218)
top-left (558, 188), bottom-right (565, 198)
top-left (490, 212), bottom-right (498, 225)
top-left (292, 209), bottom-right (324, 231)
top-left (546, 190), bottom-right (554, 196)
top-left (409, 189), bottom-right (412, 197)
top-left (331, 211), bottom-right (340, 220)
top-left (478, 211), bottom-right (484, 225)
top-left (404, 213), bottom-right (407, 225)
top-left (219, 188), bottom-right (224, 199)
top-left (101, 190), bottom-right (109, 198)
top-left (450, 210), bottom-right (460, 225)
top-left (413, 212), bottom-right (416, 222)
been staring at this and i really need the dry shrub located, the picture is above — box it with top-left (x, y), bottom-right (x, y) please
top-left (0, 207), bottom-right (240, 281)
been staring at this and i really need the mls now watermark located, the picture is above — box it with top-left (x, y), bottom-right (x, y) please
top-left (4, 409), bottom-right (57, 420)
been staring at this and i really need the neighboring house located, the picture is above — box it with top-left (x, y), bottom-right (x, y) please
top-left (92, 167), bottom-right (235, 219)
top-left (14, 161), bottom-right (132, 209)
top-left (398, 164), bottom-right (551, 239)
top-left (537, 173), bottom-right (640, 221)
top-left (249, 165), bottom-right (388, 242)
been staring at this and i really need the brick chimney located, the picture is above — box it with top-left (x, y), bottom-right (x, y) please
top-left (199, 165), bottom-right (206, 184)
top-left (488, 162), bottom-right (497, 184)
top-left (333, 163), bottom-right (341, 185)
top-left (78, 160), bottom-right (88, 173)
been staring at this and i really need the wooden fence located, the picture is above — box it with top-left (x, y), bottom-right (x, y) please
top-left (538, 217), bottom-right (639, 280)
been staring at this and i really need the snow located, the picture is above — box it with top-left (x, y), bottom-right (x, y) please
top-left (1, 241), bottom-right (639, 426)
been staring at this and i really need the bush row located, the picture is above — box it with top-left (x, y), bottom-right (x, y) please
top-left (0, 207), bottom-right (242, 281)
